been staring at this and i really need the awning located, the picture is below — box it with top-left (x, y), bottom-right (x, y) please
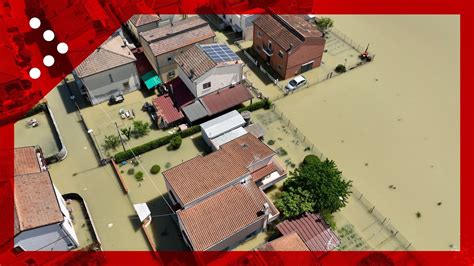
top-left (141, 71), bottom-right (161, 90)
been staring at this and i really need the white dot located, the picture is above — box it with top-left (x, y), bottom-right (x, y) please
top-left (29, 68), bottom-right (41, 79)
top-left (57, 42), bottom-right (68, 54)
top-left (43, 55), bottom-right (55, 67)
top-left (29, 17), bottom-right (41, 29)
top-left (43, 30), bottom-right (55, 41)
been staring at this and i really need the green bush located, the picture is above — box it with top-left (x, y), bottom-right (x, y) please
top-left (135, 171), bottom-right (144, 181)
top-left (267, 139), bottom-right (275, 146)
top-left (303, 154), bottom-right (321, 166)
top-left (238, 99), bottom-right (268, 113)
top-left (335, 64), bottom-right (346, 73)
top-left (168, 135), bottom-right (182, 150)
top-left (127, 168), bottom-right (134, 175)
top-left (114, 126), bottom-right (202, 162)
top-left (150, 165), bottom-right (161, 175)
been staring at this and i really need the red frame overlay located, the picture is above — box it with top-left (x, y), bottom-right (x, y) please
top-left (0, 0), bottom-right (471, 265)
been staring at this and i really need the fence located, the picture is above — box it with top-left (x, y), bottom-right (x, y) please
top-left (270, 104), bottom-right (414, 251)
top-left (44, 104), bottom-right (68, 163)
top-left (329, 27), bottom-right (373, 55)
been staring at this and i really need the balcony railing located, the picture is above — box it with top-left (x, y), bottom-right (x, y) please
top-left (262, 46), bottom-right (273, 56)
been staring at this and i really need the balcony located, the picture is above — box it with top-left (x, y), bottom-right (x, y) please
top-left (262, 45), bottom-right (273, 56)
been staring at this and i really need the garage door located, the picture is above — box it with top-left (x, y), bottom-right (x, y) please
top-left (300, 61), bottom-right (313, 73)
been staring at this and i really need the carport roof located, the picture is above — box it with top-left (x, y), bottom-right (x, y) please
top-left (182, 101), bottom-right (208, 122)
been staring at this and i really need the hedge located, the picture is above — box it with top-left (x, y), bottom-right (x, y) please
top-left (114, 99), bottom-right (271, 163)
top-left (238, 98), bottom-right (272, 113)
top-left (114, 125), bottom-right (200, 162)
top-left (24, 103), bottom-right (47, 118)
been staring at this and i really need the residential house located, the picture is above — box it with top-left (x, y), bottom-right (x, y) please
top-left (257, 232), bottom-right (310, 251)
top-left (73, 33), bottom-right (140, 105)
top-left (13, 147), bottom-right (79, 252)
top-left (217, 9), bottom-right (265, 40)
top-left (252, 14), bottom-right (326, 79)
top-left (276, 212), bottom-right (341, 251)
top-left (139, 16), bottom-right (215, 83)
top-left (126, 14), bottom-right (184, 41)
top-left (163, 133), bottom-right (286, 250)
top-left (173, 43), bottom-right (253, 123)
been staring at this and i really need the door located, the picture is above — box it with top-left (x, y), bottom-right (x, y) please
top-left (300, 61), bottom-right (313, 73)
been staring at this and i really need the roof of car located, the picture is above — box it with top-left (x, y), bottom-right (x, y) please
top-left (292, 75), bottom-right (306, 83)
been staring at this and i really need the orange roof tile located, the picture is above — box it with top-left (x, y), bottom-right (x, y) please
top-left (258, 232), bottom-right (310, 251)
top-left (177, 182), bottom-right (278, 250)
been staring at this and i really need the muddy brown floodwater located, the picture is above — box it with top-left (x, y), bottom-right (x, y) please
top-left (274, 15), bottom-right (460, 250)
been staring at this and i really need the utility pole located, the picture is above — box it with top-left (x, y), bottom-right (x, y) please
top-left (114, 122), bottom-right (127, 152)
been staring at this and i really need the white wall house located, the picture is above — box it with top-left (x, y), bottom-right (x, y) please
top-left (218, 12), bottom-right (263, 40)
top-left (175, 43), bottom-right (244, 98)
top-left (13, 147), bottom-right (79, 252)
top-left (73, 33), bottom-right (140, 105)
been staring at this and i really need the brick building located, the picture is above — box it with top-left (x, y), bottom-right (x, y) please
top-left (252, 14), bottom-right (326, 79)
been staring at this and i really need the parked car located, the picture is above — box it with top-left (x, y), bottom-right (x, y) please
top-left (109, 94), bottom-right (124, 105)
top-left (285, 75), bottom-right (307, 91)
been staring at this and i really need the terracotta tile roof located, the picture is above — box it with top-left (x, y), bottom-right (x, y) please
top-left (253, 14), bottom-right (322, 51)
top-left (163, 133), bottom-right (275, 206)
top-left (163, 151), bottom-right (248, 206)
top-left (175, 45), bottom-right (216, 81)
top-left (251, 163), bottom-right (278, 182)
top-left (140, 17), bottom-right (215, 56)
top-left (177, 182), bottom-right (278, 250)
top-left (152, 94), bottom-right (184, 124)
top-left (220, 133), bottom-right (275, 168)
top-left (14, 146), bottom-right (42, 176)
top-left (129, 14), bottom-right (161, 27)
top-left (14, 172), bottom-right (63, 235)
top-left (75, 34), bottom-right (137, 78)
top-left (276, 213), bottom-right (341, 251)
top-left (14, 147), bottom-right (63, 235)
top-left (258, 232), bottom-right (310, 251)
top-left (200, 84), bottom-right (253, 115)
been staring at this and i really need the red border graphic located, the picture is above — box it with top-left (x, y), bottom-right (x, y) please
top-left (0, 0), bottom-right (471, 265)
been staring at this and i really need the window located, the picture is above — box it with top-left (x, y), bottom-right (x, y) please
top-left (167, 56), bottom-right (172, 62)
top-left (268, 41), bottom-right (272, 51)
top-left (257, 30), bottom-right (262, 37)
top-left (168, 70), bottom-right (175, 78)
top-left (123, 81), bottom-right (130, 91)
top-left (108, 74), bottom-right (114, 83)
top-left (278, 50), bottom-right (284, 58)
top-left (203, 82), bottom-right (211, 90)
top-left (11, 246), bottom-right (24, 255)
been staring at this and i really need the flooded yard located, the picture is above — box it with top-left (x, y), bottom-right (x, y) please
top-left (273, 15), bottom-right (460, 250)
top-left (80, 89), bottom-right (176, 158)
top-left (14, 111), bottom-right (60, 157)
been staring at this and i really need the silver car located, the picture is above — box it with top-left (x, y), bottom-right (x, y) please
top-left (285, 75), bottom-right (307, 91)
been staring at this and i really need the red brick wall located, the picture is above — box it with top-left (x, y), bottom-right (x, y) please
top-left (252, 25), bottom-right (326, 80)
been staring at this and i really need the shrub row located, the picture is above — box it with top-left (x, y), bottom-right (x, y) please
top-left (24, 103), bottom-right (47, 118)
top-left (114, 125), bottom-right (201, 163)
top-left (238, 98), bottom-right (272, 113)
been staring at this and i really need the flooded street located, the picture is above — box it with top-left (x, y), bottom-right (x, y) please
top-left (274, 15), bottom-right (460, 250)
top-left (43, 85), bottom-right (151, 250)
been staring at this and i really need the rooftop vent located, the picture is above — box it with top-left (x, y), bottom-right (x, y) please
top-left (241, 143), bottom-right (248, 149)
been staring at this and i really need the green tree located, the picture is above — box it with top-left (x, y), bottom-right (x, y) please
top-left (135, 171), bottom-right (144, 181)
top-left (102, 135), bottom-right (120, 150)
top-left (315, 17), bottom-right (334, 33)
top-left (168, 135), bottom-right (182, 150)
top-left (131, 120), bottom-right (150, 138)
top-left (275, 155), bottom-right (352, 219)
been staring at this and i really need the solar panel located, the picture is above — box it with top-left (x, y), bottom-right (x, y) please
top-left (201, 44), bottom-right (241, 63)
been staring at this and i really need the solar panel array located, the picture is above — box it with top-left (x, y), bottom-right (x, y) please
top-left (201, 44), bottom-right (240, 63)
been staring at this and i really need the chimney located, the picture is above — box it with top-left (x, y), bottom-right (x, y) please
top-left (189, 69), bottom-right (195, 79)
top-left (262, 203), bottom-right (270, 230)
